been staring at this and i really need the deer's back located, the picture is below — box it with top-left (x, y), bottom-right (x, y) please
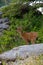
top-left (21, 32), bottom-right (38, 41)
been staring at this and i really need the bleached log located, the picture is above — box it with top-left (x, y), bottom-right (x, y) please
top-left (0, 44), bottom-right (43, 61)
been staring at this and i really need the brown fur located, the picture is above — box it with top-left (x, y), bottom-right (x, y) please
top-left (16, 27), bottom-right (38, 44)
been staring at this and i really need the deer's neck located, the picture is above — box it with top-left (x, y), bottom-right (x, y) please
top-left (18, 31), bottom-right (23, 35)
top-left (18, 30), bottom-right (24, 37)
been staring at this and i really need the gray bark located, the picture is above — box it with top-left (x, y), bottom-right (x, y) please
top-left (0, 43), bottom-right (43, 61)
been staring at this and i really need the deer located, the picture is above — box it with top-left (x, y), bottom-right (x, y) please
top-left (16, 27), bottom-right (38, 44)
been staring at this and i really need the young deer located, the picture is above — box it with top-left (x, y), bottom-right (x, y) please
top-left (16, 27), bottom-right (38, 44)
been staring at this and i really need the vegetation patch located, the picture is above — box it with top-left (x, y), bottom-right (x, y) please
top-left (0, 3), bottom-right (43, 53)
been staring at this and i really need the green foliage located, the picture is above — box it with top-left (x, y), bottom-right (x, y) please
top-left (0, 3), bottom-right (43, 53)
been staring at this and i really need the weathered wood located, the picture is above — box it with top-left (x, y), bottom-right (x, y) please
top-left (0, 44), bottom-right (43, 61)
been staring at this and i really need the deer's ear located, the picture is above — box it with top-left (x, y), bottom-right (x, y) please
top-left (17, 27), bottom-right (21, 29)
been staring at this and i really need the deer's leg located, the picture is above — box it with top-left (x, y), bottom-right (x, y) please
top-left (23, 38), bottom-right (29, 45)
top-left (31, 39), bottom-right (35, 44)
top-left (24, 39), bottom-right (29, 45)
top-left (25, 40), bottom-right (29, 45)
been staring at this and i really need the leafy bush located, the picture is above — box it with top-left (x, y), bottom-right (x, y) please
top-left (0, 3), bottom-right (43, 53)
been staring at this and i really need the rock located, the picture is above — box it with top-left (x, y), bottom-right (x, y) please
top-left (0, 23), bottom-right (9, 29)
top-left (0, 18), bottom-right (9, 24)
top-left (0, 44), bottom-right (43, 61)
top-left (6, 55), bottom-right (43, 65)
top-left (0, 61), bottom-right (2, 65)
top-left (37, 7), bottom-right (43, 14)
top-left (0, 12), bottom-right (3, 18)
top-left (0, 12), bottom-right (3, 15)
top-left (0, 17), bottom-right (9, 33)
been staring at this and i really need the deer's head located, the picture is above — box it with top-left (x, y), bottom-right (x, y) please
top-left (16, 27), bottom-right (22, 33)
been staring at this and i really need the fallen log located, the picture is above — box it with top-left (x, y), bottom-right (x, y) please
top-left (0, 44), bottom-right (43, 61)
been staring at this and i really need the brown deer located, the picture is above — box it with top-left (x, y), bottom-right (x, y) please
top-left (16, 27), bottom-right (38, 44)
